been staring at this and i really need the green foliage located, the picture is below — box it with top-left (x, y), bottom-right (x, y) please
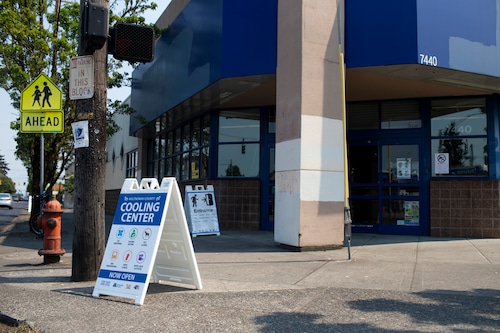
top-left (226, 164), bottom-right (243, 177)
top-left (0, 154), bottom-right (9, 176)
top-left (438, 122), bottom-right (465, 166)
top-left (0, 0), bottom-right (159, 194)
top-left (64, 172), bottom-right (74, 195)
top-left (0, 173), bottom-right (16, 193)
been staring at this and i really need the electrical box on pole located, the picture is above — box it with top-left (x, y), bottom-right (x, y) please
top-left (79, 0), bottom-right (109, 55)
top-left (108, 23), bottom-right (155, 63)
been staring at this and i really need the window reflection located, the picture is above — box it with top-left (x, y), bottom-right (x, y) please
top-left (218, 144), bottom-right (259, 177)
top-left (147, 114), bottom-right (211, 181)
top-left (219, 109), bottom-right (260, 142)
top-left (431, 98), bottom-right (487, 177)
top-left (218, 110), bottom-right (260, 178)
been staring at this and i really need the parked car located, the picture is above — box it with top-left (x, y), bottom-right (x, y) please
top-left (0, 193), bottom-right (13, 209)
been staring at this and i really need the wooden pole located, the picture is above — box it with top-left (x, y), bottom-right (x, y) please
top-left (72, 0), bottom-right (108, 281)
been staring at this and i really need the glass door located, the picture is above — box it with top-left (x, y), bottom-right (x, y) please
top-left (379, 141), bottom-right (422, 234)
top-left (349, 138), bottom-right (426, 235)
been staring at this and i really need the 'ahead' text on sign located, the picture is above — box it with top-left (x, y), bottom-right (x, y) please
top-left (20, 111), bottom-right (64, 133)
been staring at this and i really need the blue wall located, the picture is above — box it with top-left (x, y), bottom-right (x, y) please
top-left (131, 0), bottom-right (277, 133)
top-left (345, 0), bottom-right (418, 67)
top-left (417, 0), bottom-right (500, 76)
top-left (346, 0), bottom-right (500, 77)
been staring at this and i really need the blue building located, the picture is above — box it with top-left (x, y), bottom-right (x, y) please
top-left (126, 0), bottom-right (500, 249)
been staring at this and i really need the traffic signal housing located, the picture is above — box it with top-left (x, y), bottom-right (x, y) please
top-left (109, 23), bottom-right (155, 63)
top-left (78, 1), bottom-right (108, 55)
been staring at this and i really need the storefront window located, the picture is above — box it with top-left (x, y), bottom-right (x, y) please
top-left (347, 102), bottom-right (379, 130)
top-left (218, 110), bottom-right (260, 178)
top-left (217, 143), bottom-right (259, 177)
top-left (147, 113), bottom-right (211, 181)
top-left (192, 119), bottom-right (200, 149)
top-left (181, 152), bottom-right (189, 180)
top-left (126, 150), bottom-right (138, 178)
top-left (431, 98), bottom-right (487, 177)
top-left (381, 100), bottom-right (421, 129)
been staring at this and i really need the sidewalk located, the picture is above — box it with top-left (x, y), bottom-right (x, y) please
top-left (0, 210), bottom-right (499, 332)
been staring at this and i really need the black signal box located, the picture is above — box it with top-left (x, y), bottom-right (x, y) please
top-left (79, 1), bottom-right (109, 55)
top-left (109, 23), bottom-right (155, 63)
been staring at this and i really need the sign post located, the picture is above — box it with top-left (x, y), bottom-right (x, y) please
top-left (93, 177), bottom-right (202, 305)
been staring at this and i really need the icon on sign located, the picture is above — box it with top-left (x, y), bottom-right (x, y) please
top-left (111, 249), bottom-right (119, 261)
top-left (130, 228), bottom-right (138, 239)
top-left (117, 227), bottom-right (125, 239)
top-left (42, 82), bottom-right (52, 107)
top-left (124, 250), bottom-right (132, 262)
top-left (32, 86), bottom-right (42, 106)
top-left (202, 194), bottom-right (214, 206)
top-left (191, 194), bottom-right (198, 207)
top-left (137, 251), bottom-right (146, 264)
top-left (143, 228), bottom-right (152, 240)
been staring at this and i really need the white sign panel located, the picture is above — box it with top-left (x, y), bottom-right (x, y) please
top-left (71, 120), bottom-right (89, 148)
top-left (396, 158), bottom-right (411, 179)
top-left (184, 185), bottom-right (220, 237)
top-left (435, 153), bottom-right (449, 174)
top-left (93, 178), bottom-right (202, 305)
top-left (69, 56), bottom-right (94, 100)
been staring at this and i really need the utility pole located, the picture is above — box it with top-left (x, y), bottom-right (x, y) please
top-left (71, 1), bottom-right (154, 281)
top-left (72, 0), bottom-right (109, 281)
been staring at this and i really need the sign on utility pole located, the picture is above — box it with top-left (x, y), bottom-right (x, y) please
top-left (69, 55), bottom-right (94, 100)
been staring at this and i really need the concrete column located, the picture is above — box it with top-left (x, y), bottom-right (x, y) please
top-left (275, 0), bottom-right (345, 249)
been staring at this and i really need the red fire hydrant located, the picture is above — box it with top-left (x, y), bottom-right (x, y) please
top-left (37, 198), bottom-right (66, 264)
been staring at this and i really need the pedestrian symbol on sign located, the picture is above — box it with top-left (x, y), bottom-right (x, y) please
top-left (42, 82), bottom-right (52, 107)
top-left (32, 86), bottom-right (42, 106)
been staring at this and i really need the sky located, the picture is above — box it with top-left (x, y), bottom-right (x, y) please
top-left (0, 1), bottom-right (170, 195)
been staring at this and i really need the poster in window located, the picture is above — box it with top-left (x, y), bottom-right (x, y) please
top-left (397, 158), bottom-right (411, 180)
top-left (434, 153), bottom-right (449, 174)
top-left (404, 201), bottom-right (419, 226)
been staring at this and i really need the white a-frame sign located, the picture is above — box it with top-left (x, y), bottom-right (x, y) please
top-left (93, 177), bottom-right (202, 305)
top-left (184, 184), bottom-right (221, 237)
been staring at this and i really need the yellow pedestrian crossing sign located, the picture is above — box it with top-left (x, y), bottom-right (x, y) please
top-left (20, 73), bottom-right (62, 112)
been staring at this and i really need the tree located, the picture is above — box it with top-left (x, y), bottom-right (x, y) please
top-left (0, 154), bottom-right (9, 176)
top-left (0, 0), bottom-right (158, 281)
top-left (0, 0), bottom-right (158, 196)
top-left (0, 173), bottom-right (15, 194)
top-left (438, 122), bottom-right (465, 167)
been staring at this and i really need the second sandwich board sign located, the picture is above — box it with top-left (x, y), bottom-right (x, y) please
top-left (93, 177), bottom-right (202, 305)
top-left (184, 185), bottom-right (220, 237)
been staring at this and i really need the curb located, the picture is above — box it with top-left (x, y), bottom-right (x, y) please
top-left (0, 311), bottom-right (21, 327)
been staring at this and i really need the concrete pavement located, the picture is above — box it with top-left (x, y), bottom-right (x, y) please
top-left (0, 208), bottom-right (499, 332)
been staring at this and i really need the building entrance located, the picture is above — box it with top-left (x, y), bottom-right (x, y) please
top-left (349, 138), bottom-right (429, 235)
